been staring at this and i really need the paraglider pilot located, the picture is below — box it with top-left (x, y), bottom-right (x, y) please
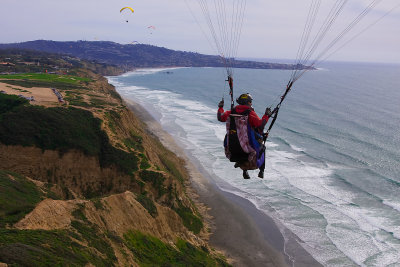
top-left (217, 93), bottom-right (275, 179)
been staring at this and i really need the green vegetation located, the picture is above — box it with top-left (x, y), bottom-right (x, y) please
top-left (139, 153), bottom-right (151, 170)
top-left (160, 156), bottom-right (184, 183)
top-left (174, 202), bottom-right (203, 235)
top-left (0, 93), bottom-right (28, 115)
top-left (0, 104), bottom-right (101, 154)
top-left (72, 204), bottom-right (87, 221)
top-left (123, 230), bottom-right (230, 267)
top-left (0, 73), bottom-right (92, 84)
top-left (136, 193), bottom-right (158, 217)
top-left (0, 101), bottom-right (139, 176)
top-left (108, 89), bottom-right (123, 101)
top-left (138, 157), bottom-right (203, 234)
top-left (70, 203), bottom-right (117, 265)
top-left (64, 93), bottom-right (90, 107)
top-left (123, 135), bottom-right (144, 152)
top-left (104, 110), bottom-right (121, 134)
top-left (92, 198), bottom-right (105, 210)
top-left (0, 171), bottom-right (117, 266)
top-left (71, 221), bottom-right (116, 265)
top-left (0, 229), bottom-right (115, 266)
top-left (0, 170), bottom-right (42, 228)
top-left (139, 170), bottom-right (166, 198)
top-left (90, 97), bottom-right (117, 108)
top-left (0, 48), bottom-right (124, 76)
top-left (0, 49), bottom-right (213, 267)
top-left (0, 79), bottom-right (88, 91)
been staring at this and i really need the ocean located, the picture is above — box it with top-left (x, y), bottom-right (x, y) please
top-left (107, 61), bottom-right (400, 267)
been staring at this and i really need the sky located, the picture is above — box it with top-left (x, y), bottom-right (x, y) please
top-left (1, 0), bottom-right (399, 64)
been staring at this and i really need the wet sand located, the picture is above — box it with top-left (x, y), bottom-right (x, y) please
top-left (125, 98), bottom-right (322, 267)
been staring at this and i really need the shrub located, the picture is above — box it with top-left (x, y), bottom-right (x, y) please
top-left (123, 136), bottom-right (143, 152)
top-left (0, 94), bottom-right (28, 115)
top-left (160, 156), bottom-right (184, 183)
top-left (174, 203), bottom-right (203, 234)
top-left (139, 170), bottom-right (166, 198)
top-left (123, 230), bottom-right (231, 266)
top-left (139, 154), bottom-right (151, 169)
top-left (0, 104), bottom-right (138, 175)
top-left (0, 170), bottom-right (42, 228)
top-left (136, 193), bottom-right (158, 217)
top-left (71, 220), bottom-right (116, 263)
top-left (0, 228), bottom-right (115, 266)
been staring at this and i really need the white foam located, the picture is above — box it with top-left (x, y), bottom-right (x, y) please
top-left (289, 144), bottom-right (305, 152)
top-left (383, 200), bottom-right (400, 213)
top-left (120, 67), bottom-right (186, 77)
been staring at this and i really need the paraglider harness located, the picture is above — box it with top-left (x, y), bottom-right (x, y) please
top-left (223, 107), bottom-right (265, 170)
top-left (223, 76), bottom-right (266, 170)
top-left (223, 77), bottom-right (293, 169)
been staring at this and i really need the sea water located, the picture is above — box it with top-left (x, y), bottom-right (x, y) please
top-left (107, 61), bottom-right (400, 267)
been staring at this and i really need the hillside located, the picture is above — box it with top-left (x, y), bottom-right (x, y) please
top-left (0, 40), bottom-right (310, 70)
top-left (0, 50), bottom-right (230, 266)
top-left (0, 48), bottom-right (125, 76)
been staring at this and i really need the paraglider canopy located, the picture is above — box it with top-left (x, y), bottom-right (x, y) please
top-left (120, 7), bottom-right (134, 23)
top-left (120, 7), bottom-right (134, 13)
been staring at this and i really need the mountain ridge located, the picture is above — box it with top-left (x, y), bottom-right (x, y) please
top-left (0, 40), bottom-right (309, 71)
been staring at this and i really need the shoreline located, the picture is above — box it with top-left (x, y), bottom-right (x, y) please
top-left (123, 97), bottom-right (322, 267)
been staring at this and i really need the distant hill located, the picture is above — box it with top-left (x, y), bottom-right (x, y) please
top-left (0, 48), bottom-right (124, 76)
top-left (0, 40), bottom-right (308, 70)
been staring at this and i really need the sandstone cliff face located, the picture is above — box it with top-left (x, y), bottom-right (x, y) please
top-left (0, 145), bottom-right (135, 199)
top-left (11, 191), bottom-right (206, 266)
top-left (14, 192), bottom-right (203, 246)
top-left (0, 70), bottom-right (223, 266)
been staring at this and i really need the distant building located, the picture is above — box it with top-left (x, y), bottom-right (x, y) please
top-left (0, 62), bottom-right (15, 66)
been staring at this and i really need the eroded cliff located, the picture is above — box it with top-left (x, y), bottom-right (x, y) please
top-left (0, 66), bottom-right (229, 266)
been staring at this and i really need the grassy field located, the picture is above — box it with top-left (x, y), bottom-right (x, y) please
top-left (0, 73), bottom-right (92, 84)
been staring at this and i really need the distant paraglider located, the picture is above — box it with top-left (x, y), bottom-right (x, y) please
top-left (147, 25), bottom-right (156, 34)
top-left (120, 7), bottom-right (134, 23)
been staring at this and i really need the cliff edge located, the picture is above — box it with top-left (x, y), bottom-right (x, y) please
top-left (0, 50), bottom-right (229, 266)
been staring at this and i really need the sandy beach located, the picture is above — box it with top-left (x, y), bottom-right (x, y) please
top-left (125, 99), bottom-right (323, 267)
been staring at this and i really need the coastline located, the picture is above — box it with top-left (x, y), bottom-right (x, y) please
top-left (123, 98), bottom-right (322, 267)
